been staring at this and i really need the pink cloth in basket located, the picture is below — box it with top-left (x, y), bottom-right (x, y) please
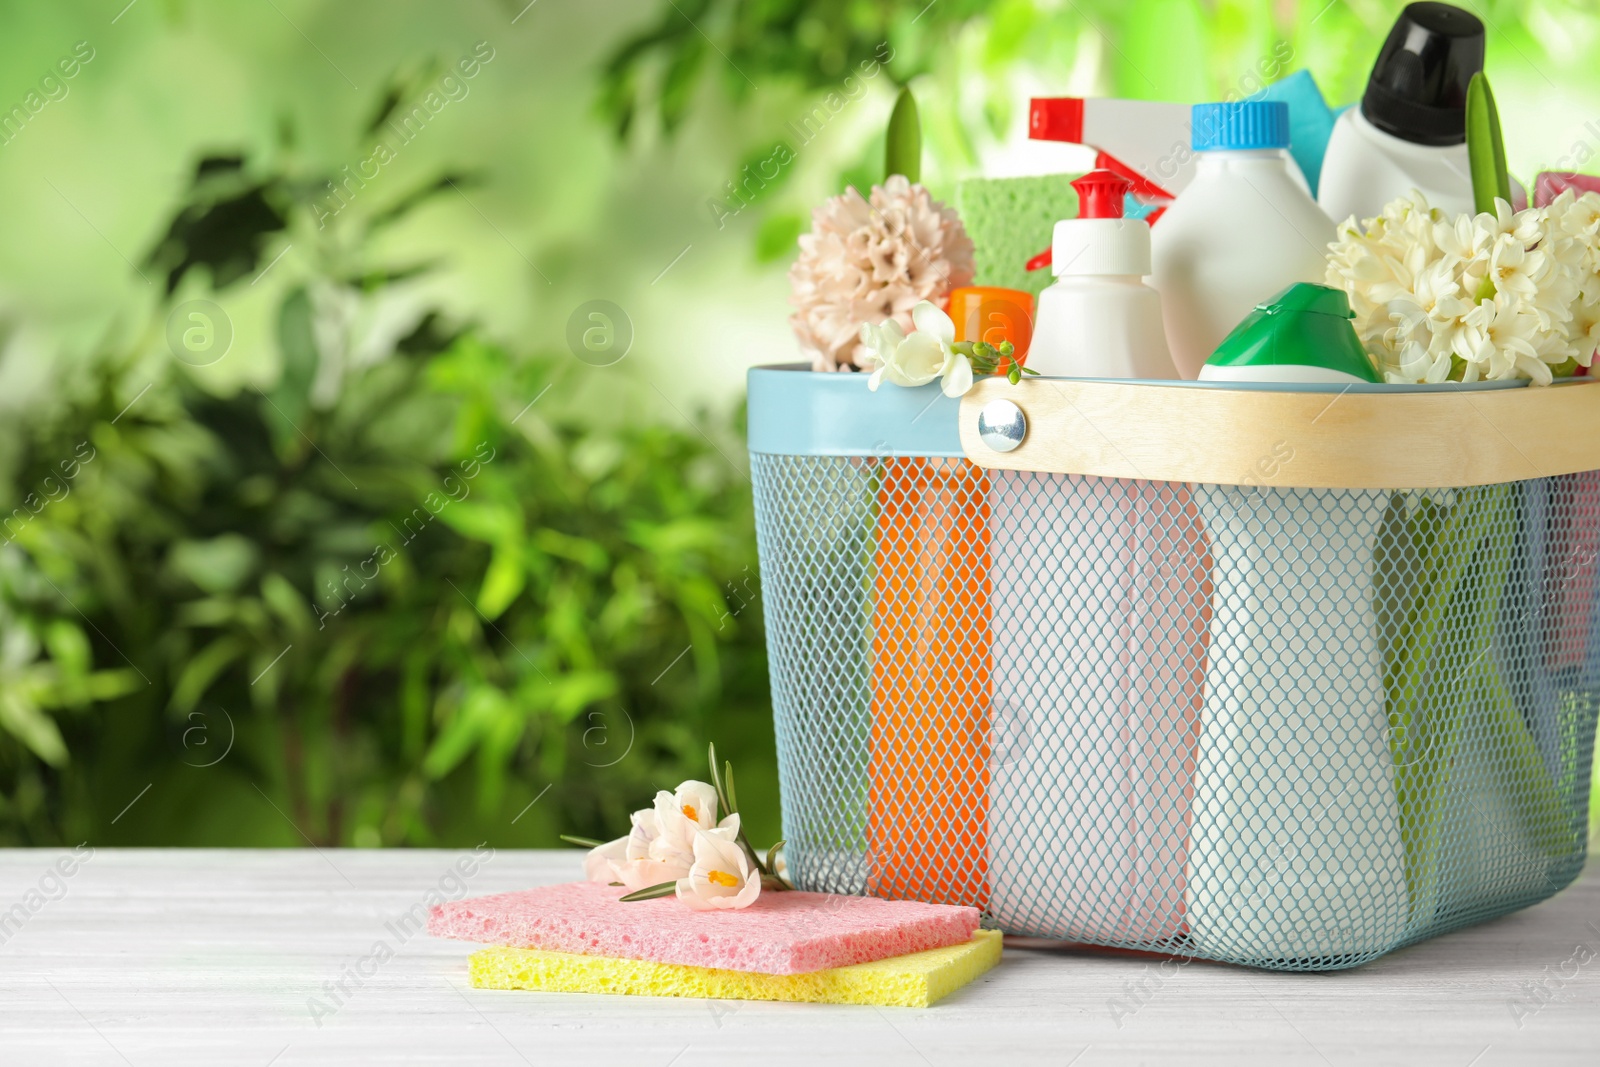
top-left (428, 881), bottom-right (981, 975)
top-left (1534, 171), bottom-right (1600, 207)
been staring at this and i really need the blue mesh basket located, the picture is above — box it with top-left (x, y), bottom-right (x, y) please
top-left (747, 364), bottom-right (1600, 971)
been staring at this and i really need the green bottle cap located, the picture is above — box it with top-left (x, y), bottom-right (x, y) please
top-left (1203, 282), bottom-right (1382, 384)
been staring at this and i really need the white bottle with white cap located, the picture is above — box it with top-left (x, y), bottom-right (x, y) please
top-left (987, 170), bottom-right (1200, 945)
top-left (1026, 169), bottom-right (1177, 380)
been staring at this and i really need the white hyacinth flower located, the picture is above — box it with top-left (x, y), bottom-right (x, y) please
top-left (1327, 189), bottom-right (1600, 383)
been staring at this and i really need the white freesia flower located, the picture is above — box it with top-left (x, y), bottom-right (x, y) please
top-left (1327, 189), bottom-right (1600, 383)
top-left (865, 319), bottom-right (947, 390)
top-left (916, 302), bottom-right (975, 398)
top-left (675, 817), bottom-right (762, 912)
top-left (858, 318), bottom-right (905, 373)
top-left (864, 300), bottom-right (976, 397)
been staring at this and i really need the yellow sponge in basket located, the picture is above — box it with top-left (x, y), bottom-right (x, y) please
top-left (468, 929), bottom-right (1001, 1008)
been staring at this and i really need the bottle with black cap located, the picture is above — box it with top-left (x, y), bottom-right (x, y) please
top-left (1318, 1), bottom-right (1485, 224)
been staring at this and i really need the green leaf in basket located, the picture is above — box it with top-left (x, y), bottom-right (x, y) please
top-left (885, 86), bottom-right (921, 184)
top-left (1379, 484), bottom-right (1578, 927)
top-left (1466, 72), bottom-right (1510, 215)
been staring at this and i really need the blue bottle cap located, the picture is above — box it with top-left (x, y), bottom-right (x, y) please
top-left (1191, 100), bottom-right (1291, 152)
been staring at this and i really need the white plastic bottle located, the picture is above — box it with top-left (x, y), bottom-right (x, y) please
top-left (1317, 2), bottom-right (1484, 225)
top-left (988, 170), bottom-right (1206, 944)
top-left (1150, 101), bottom-right (1334, 381)
top-left (1187, 487), bottom-right (1409, 962)
top-left (1185, 285), bottom-right (1407, 963)
top-left (1026, 170), bottom-right (1177, 379)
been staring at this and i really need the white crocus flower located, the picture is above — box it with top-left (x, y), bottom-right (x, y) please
top-left (618, 807), bottom-right (692, 890)
top-left (676, 816), bottom-right (762, 912)
top-left (584, 836), bottom-right (628, 884)
top-left (649, 781), bottom-right (721, 868)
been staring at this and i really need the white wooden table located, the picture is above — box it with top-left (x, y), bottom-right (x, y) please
top-left (0, 849), bottom-right (1595, 1065)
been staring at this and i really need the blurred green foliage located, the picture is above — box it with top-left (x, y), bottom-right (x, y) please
top-left (0, 137), bottom-right (776, 848)
top-left (1, 0), bottom-right (1598, 847)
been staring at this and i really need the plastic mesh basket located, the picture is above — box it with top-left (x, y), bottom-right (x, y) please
top-left (748, 367), bottom-right (1600, 971)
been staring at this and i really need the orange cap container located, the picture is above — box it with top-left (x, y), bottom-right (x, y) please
top-left (946, 286), bottom-right (1035, 367)
top-left (867, 456), bottom-right (990, 908)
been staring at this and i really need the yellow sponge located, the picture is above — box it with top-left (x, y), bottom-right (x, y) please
top-left (468, 929), bottom-right (1001, 1008)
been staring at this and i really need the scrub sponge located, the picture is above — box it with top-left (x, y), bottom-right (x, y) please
top-left (429, 881), bottom-right (980, 975)
top-left (468, 929), bottom-right (1002, 1008)
top-left (956, 174), bottom-right (1080, 298)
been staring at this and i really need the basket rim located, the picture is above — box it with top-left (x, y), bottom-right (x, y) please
top-left (959, 375), bottom-right (1600, 489)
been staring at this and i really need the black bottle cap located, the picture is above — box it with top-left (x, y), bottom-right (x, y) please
top-left (1360, 2), bottom-right (1485, 147)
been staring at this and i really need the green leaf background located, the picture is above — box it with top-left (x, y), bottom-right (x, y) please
top-left (0, 0), bottom-right (1597, 845)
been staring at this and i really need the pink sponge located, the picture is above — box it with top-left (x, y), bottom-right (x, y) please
top-left (428, 881), bottom-right (980, 975)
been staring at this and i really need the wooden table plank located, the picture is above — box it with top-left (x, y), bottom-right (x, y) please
top-left (0, 849), bottom-right (1594, 1065)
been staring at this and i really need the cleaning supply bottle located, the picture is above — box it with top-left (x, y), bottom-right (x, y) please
top-left (946, 286), bottom-right (1034, 365)
top-left (987, 170), bottom-right (1210, 945)
top-left (1185, 283), bottom-right (1408, 963)
top-left (1150, 101), bottom-right (1334, 380)
top-left (1199, 283), bottom-right (1382, 384)
top-left (1028, 170), bottom-right (1177, 380)
top-left (1317, 2), bottom-right (1484, 224)
top-left (1030, 97), bottom-right (1195, 196)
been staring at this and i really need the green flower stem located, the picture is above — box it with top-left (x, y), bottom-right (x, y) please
top-left (559, 834), bottom-right (606, 848)
top-left (618, 880), bottom-right (678, 902)
top-left (1381, 486), bottom-right (1574, 926)
top-left (1466, 72), bottom-right (1511, 215)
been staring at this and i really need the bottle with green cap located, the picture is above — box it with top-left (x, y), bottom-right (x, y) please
top-left (1199, 283), bottom-right (1382, 384)
top-left (1186, 283), bottom-right (1406, 962)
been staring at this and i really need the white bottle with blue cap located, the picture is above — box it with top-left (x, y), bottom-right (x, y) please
top-left (1150, 100), bottom-right (1335, 380)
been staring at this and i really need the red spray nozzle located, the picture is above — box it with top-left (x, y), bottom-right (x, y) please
top-left (1029, 98), bottom-right (1085, 142)
top-left (1071, 169), bottom-right (1131, 220)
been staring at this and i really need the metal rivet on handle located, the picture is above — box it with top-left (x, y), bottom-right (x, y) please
top-left (976, 398), bottom-right (1027, 453)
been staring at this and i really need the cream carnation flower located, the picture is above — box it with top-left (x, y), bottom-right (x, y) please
top-left (788, 176), bottom-right (975, 372)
